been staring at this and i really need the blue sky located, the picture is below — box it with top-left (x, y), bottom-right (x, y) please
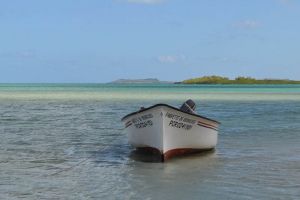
top-left (1, 0), bottom-right (300, 82)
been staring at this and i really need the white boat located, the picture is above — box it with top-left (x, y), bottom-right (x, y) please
top-left (121, 101), bottom-right (220, 161)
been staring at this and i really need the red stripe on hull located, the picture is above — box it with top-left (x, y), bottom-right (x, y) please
top-left (163, 148), bottom-right (214, 161)
top-left (197, 123), bottom-right (218, 131)
top-left (135, 147), bottom-right (214, 162)
top-left (197, 121), bottom-right (218, 130)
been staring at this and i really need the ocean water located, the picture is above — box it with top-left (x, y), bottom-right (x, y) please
top-left (0, 84), bottom-right (300, 199)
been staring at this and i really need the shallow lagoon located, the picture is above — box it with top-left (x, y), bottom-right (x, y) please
top-left (0, 84), bottom-right (300, 199)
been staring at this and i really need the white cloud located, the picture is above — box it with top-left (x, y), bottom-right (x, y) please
top-left (279, 0), bottom-right (292, 4)
top-left (234, 20), bottom-right (261, 29)
top-left (126, 0), bottom-right (165, 4)
top-left (158, 55), bottom-right (185, 63)
top-left (278, 0), bottom-right (296, 6)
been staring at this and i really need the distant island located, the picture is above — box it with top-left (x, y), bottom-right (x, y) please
top-left (181, 76), bottom-right (300, 84)
top-left (110, 78), bottom-right (173, 84)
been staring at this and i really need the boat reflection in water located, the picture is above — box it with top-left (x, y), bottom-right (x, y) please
top-left (129, 147), bottom-right (216, 163)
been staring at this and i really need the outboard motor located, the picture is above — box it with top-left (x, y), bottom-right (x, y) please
top-left (180, 99), bottom-right (196, 114)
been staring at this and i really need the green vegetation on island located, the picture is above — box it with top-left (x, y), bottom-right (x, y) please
top-left (182, 76), bottom-right (300, 84)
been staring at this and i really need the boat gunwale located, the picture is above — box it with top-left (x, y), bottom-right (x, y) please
top-left (121, 103), bottom-right (220, 124)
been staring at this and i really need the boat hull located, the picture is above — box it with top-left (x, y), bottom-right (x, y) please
top-left (122, 104), bottom-right (219, 161)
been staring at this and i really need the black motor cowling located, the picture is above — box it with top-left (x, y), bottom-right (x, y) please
top-left (180, 99), bottom-right (196, 114)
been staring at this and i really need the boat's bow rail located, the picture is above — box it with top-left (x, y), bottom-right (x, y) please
top-left (121, 103), bottom-right (220, 125)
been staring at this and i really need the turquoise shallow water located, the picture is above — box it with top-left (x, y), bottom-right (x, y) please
top-left (1, 83), bottom-right (300, 101)
top-left (0, 84), bottom-right (300, 199)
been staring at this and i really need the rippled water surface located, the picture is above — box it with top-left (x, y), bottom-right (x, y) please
top-left (0, 84), bottom-right (300, 199)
